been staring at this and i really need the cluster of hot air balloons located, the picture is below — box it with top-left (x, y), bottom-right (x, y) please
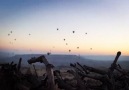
top-left (7, 30), bottom-right (33, 53)
top-left (8, 31), bottom-right (14, 45)
top-left (8, 31), bottom-right (17, 42)
top-left (8, 30), bottom-right (32, 44)
top-left (55, 28), bottom-right (92, 54)
top-left (8, 31), bottom-right (12, 36)
top-left (7, 28), bottom-right (92, 55)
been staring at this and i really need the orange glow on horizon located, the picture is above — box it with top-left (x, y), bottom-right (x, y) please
top-left (0, 44), bottom-right (128, 56)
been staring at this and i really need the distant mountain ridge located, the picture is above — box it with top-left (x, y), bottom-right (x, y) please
top-left (82, 55), bottom-right (129, 61)
top-left (0, 54), bottom-right (129, 69)
top-left (1, 54), bottom-right (92, 66)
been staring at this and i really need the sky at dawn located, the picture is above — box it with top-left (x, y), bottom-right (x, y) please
top-left (0, 0), bottom-right (129, 55)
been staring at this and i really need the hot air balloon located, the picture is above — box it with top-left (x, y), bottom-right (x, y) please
top-left (69, 50), bottom-right (71, 52)
top-left (47, 52), bottom-right (51, 55)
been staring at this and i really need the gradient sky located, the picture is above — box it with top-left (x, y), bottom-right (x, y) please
top-left (0, 0), bottom-right (129, 55)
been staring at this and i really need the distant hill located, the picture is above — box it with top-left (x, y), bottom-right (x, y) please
top-left (82, 55), bottom-right (129, 61)
top-left (0, 54), bottom-right (129, 69)
top-left (0, 54), bottom-right (93, 66)
top-left (0, 52), bottom-right (13, 58)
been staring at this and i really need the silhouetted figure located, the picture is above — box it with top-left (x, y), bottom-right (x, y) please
top-left (77, 47), bottom-right (79, 49)
top-left (14, 39), bottom-right (16, 41)
top-left (63, 39), bottom-right (65, 41)
top-left (8, 34), bottom-right (10, 36)
top-left (29, 34), bottom-right (31, 35)
top-left (85, 33), bottom-right (87, 34)
top-left (90, 48), bottom-right (92, 50)
top-left (57, 28), bottom-right (59, 30)
top-left (73, 31), bottom-right (75, 33)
